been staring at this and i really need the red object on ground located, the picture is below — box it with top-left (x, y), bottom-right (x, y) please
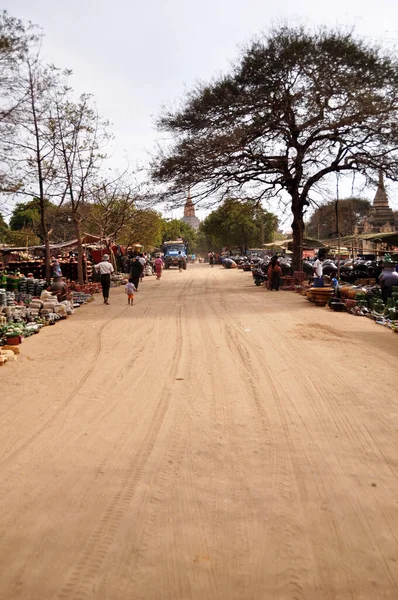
top-left (6, 336), bottom-right (21, 345)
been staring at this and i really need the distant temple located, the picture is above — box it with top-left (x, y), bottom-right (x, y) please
top-left (357, 171), bottom-right (397, 234)
top-left (180, 189), bottom-right (200, 231)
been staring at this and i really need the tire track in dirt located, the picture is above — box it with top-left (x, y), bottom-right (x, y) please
top-left (60, 272), bottom-right (210, 600)
top-left (2, 266), bottom-right (398, 600)
top-left (0, 321), bottom-right (156, 531)
top-left (221, 322), bottom-right (311, 599)
top-left (0, 309), bottom-right (154, 522)
top-left (222, 282), bottom-right (398, 596)
top-left (0, 305), bottom-right (133, 468)
top-left (57, 393), bottom-right (173, 600)
top-left (191, 287), bottom-right (263, 599)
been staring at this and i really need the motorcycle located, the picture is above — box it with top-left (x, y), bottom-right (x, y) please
top-left (252, 261), bottom-right (268, 286)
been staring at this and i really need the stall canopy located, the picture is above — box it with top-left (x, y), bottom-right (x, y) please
top-left (0, 233), bottom-right (102, 254)
top-left (263, 237), bottom-right (326, 250)
top-left (324, 231), bottom-right (398, 248)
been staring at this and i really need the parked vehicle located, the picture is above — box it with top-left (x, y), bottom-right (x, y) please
top-left (252, 261), bottom-right (268, 286)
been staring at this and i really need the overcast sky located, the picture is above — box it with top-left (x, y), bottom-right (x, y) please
top-left (4, 0), bottom-right (398, 223)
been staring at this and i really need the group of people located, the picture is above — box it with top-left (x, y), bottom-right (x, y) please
top-left (94, 252), bottom-right (166, 306)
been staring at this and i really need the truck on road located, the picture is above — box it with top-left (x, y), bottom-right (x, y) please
top-left (163, 240), bottom-right (188, 270)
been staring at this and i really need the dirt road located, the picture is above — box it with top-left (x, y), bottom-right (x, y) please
top-left (1, 264), bottom-right (397, 600)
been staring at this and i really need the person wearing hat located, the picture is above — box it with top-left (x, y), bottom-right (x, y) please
top-left (379, 255), bottom-right (398, 304)
top-left (95, 254), bottom-right (114, 305)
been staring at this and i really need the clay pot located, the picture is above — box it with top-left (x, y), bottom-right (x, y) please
top-left (314, 298), bottom-right (329, 307)
top-left (306, 287), bottom-right (333, 306)
top-left (345, 299), bottom-right (357, 310)
top-left (6, 336), bottom-right (21, 345)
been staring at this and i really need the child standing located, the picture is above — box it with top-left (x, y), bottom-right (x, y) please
top-left (125, 278), bottom-right (136, 305)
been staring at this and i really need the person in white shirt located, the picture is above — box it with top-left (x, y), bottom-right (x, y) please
top-left (95, 254), bottom-right (114, 305)
top-left (138, 254), bottom-right (146, 281)
top-left (313, 249), bottom-right (326, 287)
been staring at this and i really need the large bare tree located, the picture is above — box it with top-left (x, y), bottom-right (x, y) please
top-left (52, 94), bottom-right (110, 283)
top-left (84, 176), bottom-right (139, 245)
top-left (2, 50), bottom-right (68, 280)
top-left (153, 26), bottom-right (398, 270)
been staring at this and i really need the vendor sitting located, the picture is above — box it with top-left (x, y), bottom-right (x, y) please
top-left (49, 275), bottom-right (68, 303)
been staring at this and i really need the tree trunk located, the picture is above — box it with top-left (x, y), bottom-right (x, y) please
top-left (37, 197), bottom-right (51, 282)
top-left (73, 216), bottom-right (85, 284)
top-left (291, 201), bottom-right (304, 273)
top-left (28, 62), bottom-right (51, 283)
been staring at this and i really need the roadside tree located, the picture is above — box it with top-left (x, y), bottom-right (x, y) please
top-left (305, 197), bottom-right (371, 239)
top-left (84, 177), bottom-right (138, 246)
top-left (3, 55), bottom-right (68, 280)
top-left (0, 11), bottom-right (38, 194)
top-left (118, 209), bottom-right (164, 250)
top-left (200, 198), bottom-right (277, 254)
top-left (153, 26), bottom-right (398, 270)
top-left (161, 219), bottom-right (197, 252)
top-left (52, 93), bottom-right (110, 283)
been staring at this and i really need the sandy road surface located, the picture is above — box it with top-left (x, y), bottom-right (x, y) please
top-left (0, 264), bottom-right (397, 600)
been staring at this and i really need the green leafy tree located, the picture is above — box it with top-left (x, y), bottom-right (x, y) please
top-left (118, 209), bottom-right (164, 250)
top-left (7, 198), bottom-right (75, 242)
top-left (153, 26), bottom-right (398, 270)
top-left (161, 219), bottom-right (197, 252)
top-left (0, 211), bottom-right (8, 242)
top-left (9, 198), bottom-right (41, 231)
top-left (200, 199), bottom-right (277, 254)
top-left (305, 197), bottom-right (371, 239)
top-left (4, 227), bottom-right (40, 247)
top-left (196, 228), bottom-right (213, 256)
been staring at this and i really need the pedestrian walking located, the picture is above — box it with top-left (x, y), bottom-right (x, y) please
top-left (125, 278), bottom-right (136, 305)
top-left (130, 256), bottom-right (143, 290)
top-left (154, 255), bottom-right (163, 280)
top-left (208, 251), bottom-right (214, 267)
top-left (95, 254), bottom-right (114, 305)
top-left (138, 253), bottom-right (146, 282)
top-left (178, 251), bottom-right (184, 272)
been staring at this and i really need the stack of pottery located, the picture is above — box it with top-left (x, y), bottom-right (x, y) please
top-left (26, 278), bottom-right (36, 296)
top-left (19, 277), bottom-right (28, 294)
top-left (307, 287), bottom-right (334, 307)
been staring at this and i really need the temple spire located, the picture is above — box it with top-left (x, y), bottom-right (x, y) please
top-left (181, 187), bottom-right (200, 230)
top-left (184, 187), bottom-right (195, 217)
top-left (373, 170), bottom-right (389, 208)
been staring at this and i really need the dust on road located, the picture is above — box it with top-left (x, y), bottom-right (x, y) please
top-left (0, 265), bottom-right (397, 600)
